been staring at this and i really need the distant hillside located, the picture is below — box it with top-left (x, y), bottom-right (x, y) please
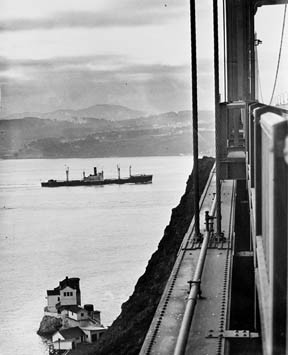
top-left (0, 110), bottom-right (215, 159)
top-left (1, 104), bottom-right (145, 122)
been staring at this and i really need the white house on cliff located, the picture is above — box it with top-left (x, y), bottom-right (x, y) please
top-left (46, 276), bottom-right (81, 313)
top-left (44, 277), bottom-right (106, 351)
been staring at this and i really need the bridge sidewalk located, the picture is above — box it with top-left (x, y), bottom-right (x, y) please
top-left (140, 171), bottom-right (235, 355)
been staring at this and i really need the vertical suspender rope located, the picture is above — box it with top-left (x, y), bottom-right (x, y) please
top-left (222, 0), bottom-right (227, 102)
top-left (191, 0), bottom-right (200, 238)
top-left (214, 0), bottom-right (222, 236)
top-left (173, 3), bottom-right (220, 354)
top-left (173, 3), bottom-right (210, 354)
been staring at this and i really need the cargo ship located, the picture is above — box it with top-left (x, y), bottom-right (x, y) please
top-left (41, 165), bottom-right (153, 187)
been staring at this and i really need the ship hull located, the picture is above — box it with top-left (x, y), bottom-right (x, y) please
top-left (41, 175), bottom-right (153, 187)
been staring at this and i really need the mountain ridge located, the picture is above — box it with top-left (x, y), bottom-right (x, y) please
top-left (0, 104), bottom-right (146, 122)
top-left (0, 110), bottom-right (215, 159)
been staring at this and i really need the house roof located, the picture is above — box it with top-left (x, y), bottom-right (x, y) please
top-left (68, 305), bottom-right (87, 313)
top-left (47, 288), bottom-right (60, 296)
top-left (47, 277), bottom-right (80, 296)
top-left (81, 326), bottom-right (107, 331)
top-left (57, 305), bottom-right (86, 314)
top-left (58, 327), bottom-right (85, 340)
top-left (59, 276), bottom-right (80, 291)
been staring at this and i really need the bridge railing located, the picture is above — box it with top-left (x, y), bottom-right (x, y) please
top-left (245, 103), bottom-right (288, 355)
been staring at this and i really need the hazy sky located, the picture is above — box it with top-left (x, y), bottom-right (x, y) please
top-left (0, 0), bottom-right (287, 114)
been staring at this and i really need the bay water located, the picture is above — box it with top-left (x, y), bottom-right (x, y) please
top-left (0, 156), bottom-right (192, 355)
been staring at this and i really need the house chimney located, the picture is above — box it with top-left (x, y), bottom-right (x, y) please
top-left (84, 304), bottom-right (94, 315)
top-left (92, 310), bottom-right (101, 324)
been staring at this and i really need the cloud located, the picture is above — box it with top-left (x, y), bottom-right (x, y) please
top-left (0, 41), bottom-right (215, 114)
top-left (0, 53), bottom-right (195, 113)
top-left (0, 55), bottom-right (125, 71)
top-left (0, 55), bottom-right (191, 81)
top-left (0, 1), bottom-right (214, 113)
top-left (2, 67), bottom-right (214, 114)
top-left (0, 5), bottom-right (185, 32)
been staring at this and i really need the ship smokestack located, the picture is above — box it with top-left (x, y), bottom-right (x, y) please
top-left (94, 167), bottom-right (97, 175)
top-left (117, 165), bottom-right (120, 179)
top-left (65, 167), bottom-right (69, 181)
top-left (129, 165), bottom-right (132, 177)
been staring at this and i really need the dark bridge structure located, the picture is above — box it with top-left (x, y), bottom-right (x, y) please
top-left (140, 1), bottom-right (288, 354)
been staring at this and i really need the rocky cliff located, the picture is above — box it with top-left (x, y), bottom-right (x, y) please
top-left (37, 315), bottom-right (62, 336)
top-left (68, 156), bottom-right (214, 355)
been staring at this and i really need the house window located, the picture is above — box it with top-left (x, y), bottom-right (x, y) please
top-left (58, 297), bottom-right (60, 301)
top-left (81, 313), bottom-right (84, 316)
top-left (63, 291), bottom-right (73, 296)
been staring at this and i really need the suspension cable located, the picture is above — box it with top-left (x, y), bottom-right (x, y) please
top-left (269, 4), bottom-right (287, 105)
top-left (190, 0), bottom-right (201, 238)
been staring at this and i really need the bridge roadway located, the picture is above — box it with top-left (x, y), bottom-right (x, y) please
top-left (140, 168), bottom-right (236, 355)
